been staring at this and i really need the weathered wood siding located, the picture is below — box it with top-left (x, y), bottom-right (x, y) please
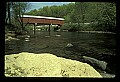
top-left (22, 17), bottom-right (64, 25)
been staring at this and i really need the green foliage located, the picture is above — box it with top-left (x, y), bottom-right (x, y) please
top-left (61, 22), bottom-right (106, 31)
top-left (5, 2), bottom-right (30, 35)
top-left (25, 3), bottom-right (75, 18)
top-left (97, 3), bottom-right (116, 32)
top-left (6, 2), bottom-right (116, 33)
top-left (25, 25), bottom-right (33, 30)
top-left (12, 2), bottom-right (30, 28)
top-left (61, 23), bottom-right (80, 31)
top-left (25, 2), bottom-right (116, 32)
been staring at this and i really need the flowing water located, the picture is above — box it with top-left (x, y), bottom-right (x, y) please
top-left (5, 31), bottom-right (116, 75)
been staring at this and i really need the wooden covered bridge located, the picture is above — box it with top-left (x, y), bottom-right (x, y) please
top-left (21, 15), bottom-right (65, 32)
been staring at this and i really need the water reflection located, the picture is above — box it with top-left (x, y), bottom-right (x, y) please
top-left (5, 31), bottom-right (116, 55)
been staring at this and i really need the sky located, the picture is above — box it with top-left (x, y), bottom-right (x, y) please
top-left (27, 2), bottom-right (75, 12)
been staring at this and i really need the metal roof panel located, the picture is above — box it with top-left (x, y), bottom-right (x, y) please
top-left (22, 15), bottom-right (65, 20)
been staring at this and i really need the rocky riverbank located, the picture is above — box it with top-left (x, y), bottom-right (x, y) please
top-left (79, 31), bottom-right (116, 34)
top-left (5, 52), bottom-right (102, 77)
top-left (5, 32), bottom-right (19, 41)
top-left (5, 32), bottom-right (30, 42)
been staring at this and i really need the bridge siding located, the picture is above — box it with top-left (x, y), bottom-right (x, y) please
top-left (22, 17), bottom-right (64, 25)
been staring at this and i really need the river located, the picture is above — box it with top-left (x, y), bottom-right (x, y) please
top-left (5, 31), bottom-right (116, 76)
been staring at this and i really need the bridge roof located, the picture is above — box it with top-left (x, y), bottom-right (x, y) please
top-left (22, 15), bottom-right (65, 21)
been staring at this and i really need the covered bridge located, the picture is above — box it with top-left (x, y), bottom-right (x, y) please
top-left (21, 15), bottom-right (65, 32)
top-left (22, 15), bottom-right (64, 26)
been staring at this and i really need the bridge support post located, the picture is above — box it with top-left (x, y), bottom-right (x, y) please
top-left (59, 25), bottom-right (61, 32)
top-left (48, 24), bottom-right (50, 36)
top-left (33, 23), bottom-right (37, 34)
top-left (48, 23), bottom-right (52, 32)
top-left (33, 24), bottom-right (35, 30)
top-left (48, 25), bottom-right (50, 32)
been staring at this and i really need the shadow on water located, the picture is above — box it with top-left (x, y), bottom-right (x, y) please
top-left (5, 31), bottom-right (116, 75)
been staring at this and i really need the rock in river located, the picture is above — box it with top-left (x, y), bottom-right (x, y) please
top-left (5, 52), bottom-right (102, 77)
top-left (5, 36), bottom-right (19, 41)
top-left (66, 43), bottom-right (73, 47)
top-left (82, 56), bottom-right (107, 70)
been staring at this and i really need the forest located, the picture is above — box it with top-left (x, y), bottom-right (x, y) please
top-left (26, 2), bottom-right (116, 32)
top-left (5, 2), bottom-right (116, 35)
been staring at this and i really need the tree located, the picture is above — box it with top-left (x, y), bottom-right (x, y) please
top-left (74, 2), bottom-right (87, 24)
top-left (26, 9), bottom-right (38, 15)
top-left (5, 2), bottom-right (30, 35)
top-left (24, 2), bottom-right (116, 32)
top-left (97, 2), bottom-right (116, 32)
top-left (5, 2), bottom-right (14, 25)
top-left (12, 2), bottom-right (30, 31)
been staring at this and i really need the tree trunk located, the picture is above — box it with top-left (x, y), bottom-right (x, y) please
top-left (8, 3), bottom-right (11, 25)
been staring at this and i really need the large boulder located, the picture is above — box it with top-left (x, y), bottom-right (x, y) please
top-left (5, 52), bottom-right (102, 77)
top-left (82, 56), bottom-right (107, 70)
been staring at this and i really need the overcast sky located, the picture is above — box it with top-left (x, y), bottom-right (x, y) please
top-left (27, 2), bottom-right (74, 12)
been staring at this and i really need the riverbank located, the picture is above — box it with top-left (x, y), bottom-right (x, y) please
top-left (79, 31), bottom-right (116, 34)
top-left (5, 32), bottom-right (30, 41)
top-left (61, 30), bottom-right (116, 34)
top-left (5, 33), bottom-right (19, 41)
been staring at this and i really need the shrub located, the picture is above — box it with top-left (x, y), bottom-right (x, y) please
top-left (61, 23), bottom-right (80, 32)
